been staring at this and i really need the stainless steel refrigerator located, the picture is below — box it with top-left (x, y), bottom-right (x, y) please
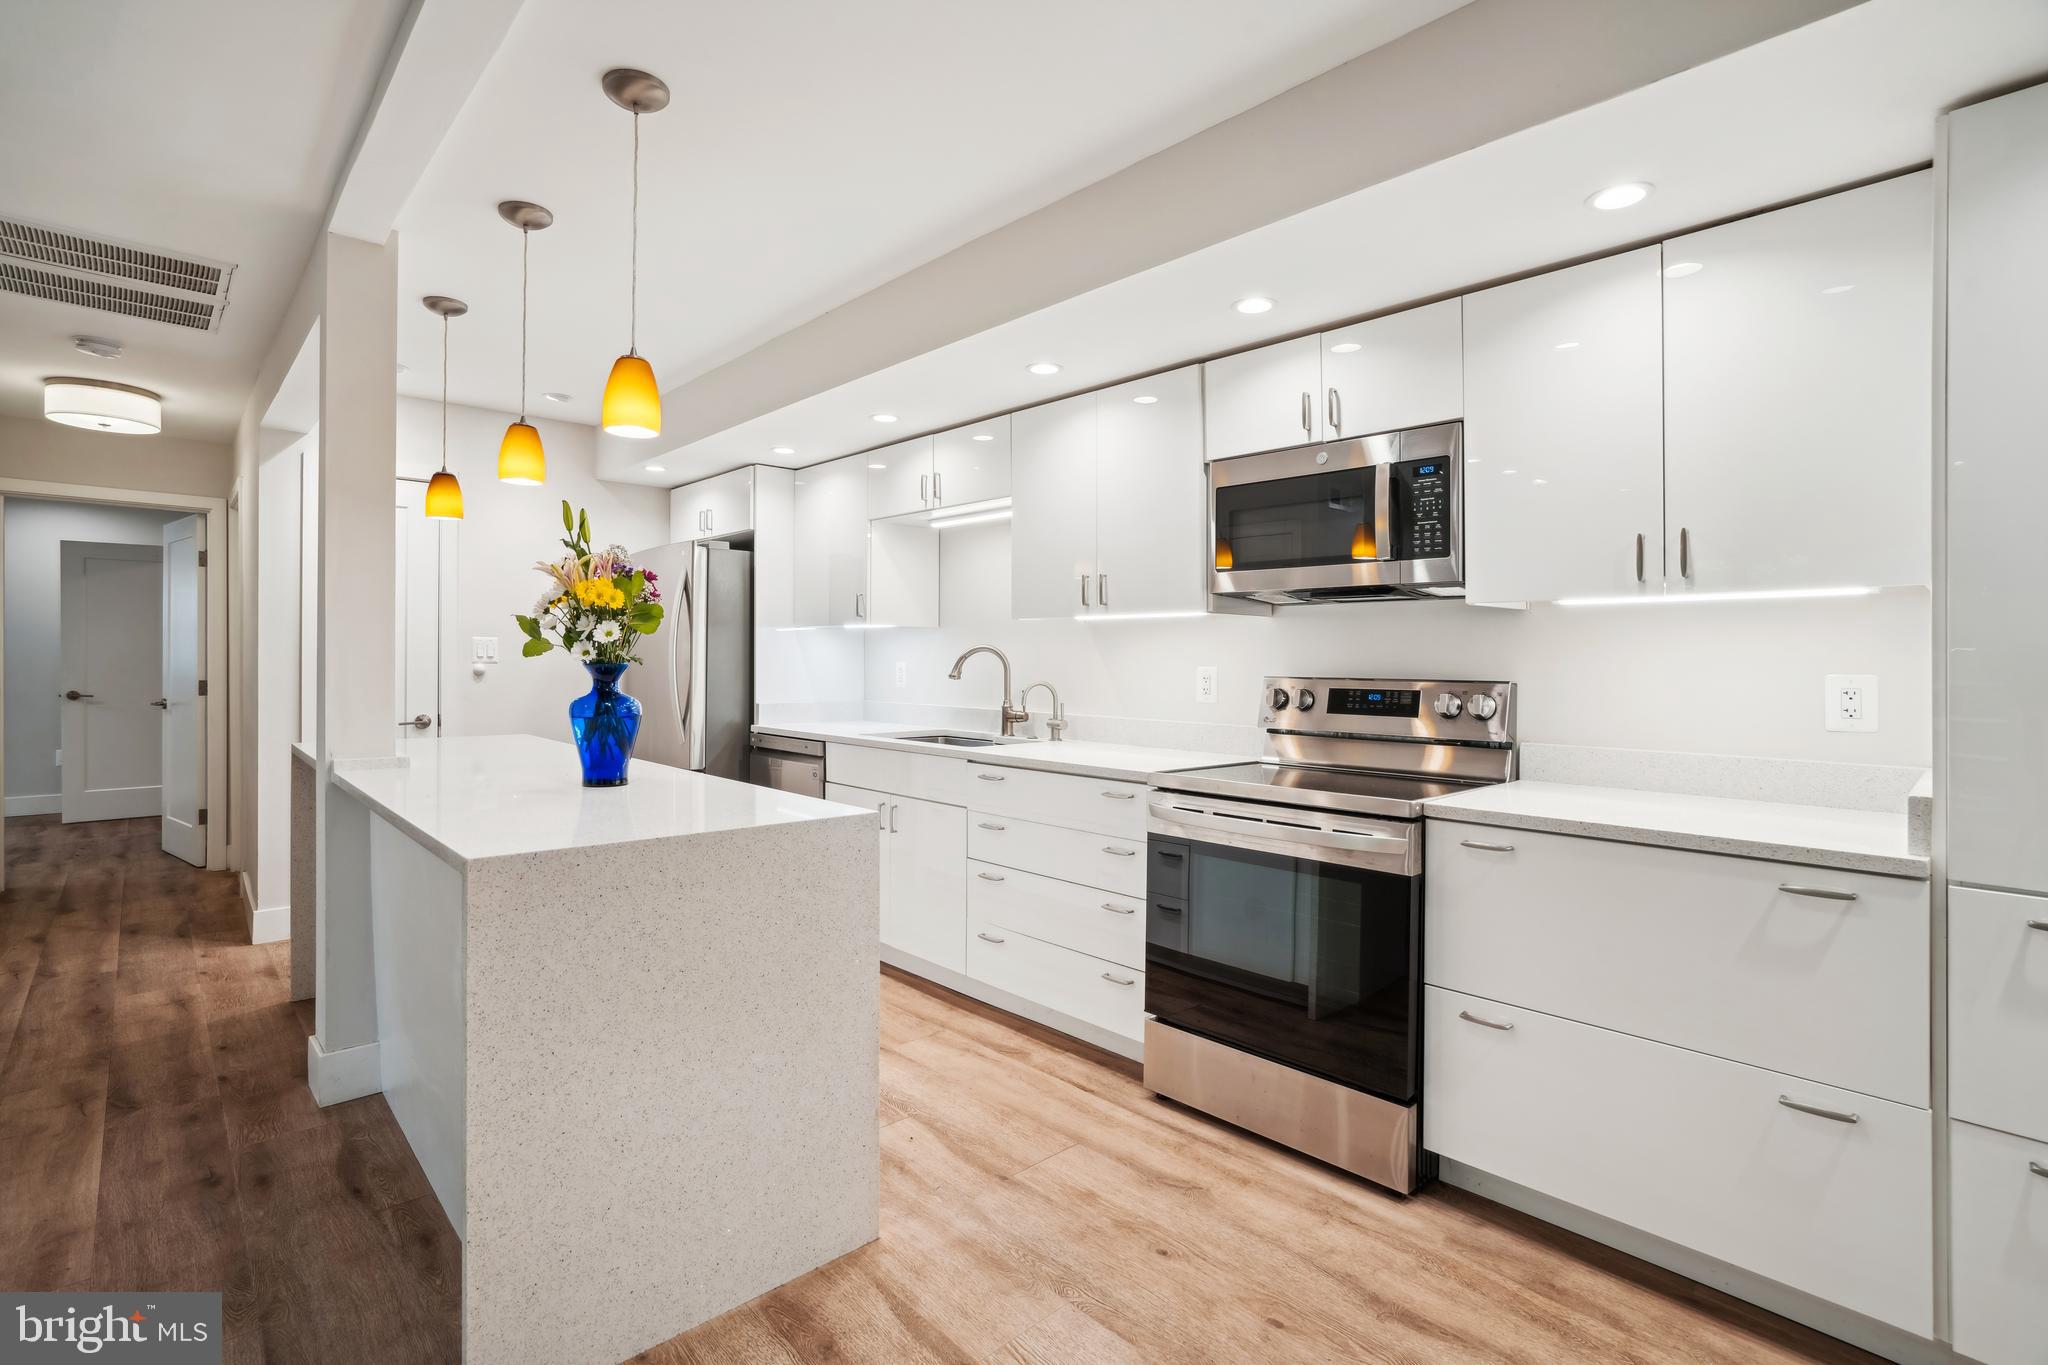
top-left (623, 540), bottom-right (753, 780)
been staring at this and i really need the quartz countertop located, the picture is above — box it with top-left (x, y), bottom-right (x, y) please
top-left (752, 720), bottom-right (1245, 784)
top-left (1425, 779), bottom-right (1929, 879)
top-left (331, 734), bottom-right (869, 869)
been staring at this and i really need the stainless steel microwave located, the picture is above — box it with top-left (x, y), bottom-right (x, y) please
top-left (1209, 421), bottom-right (1462, 604)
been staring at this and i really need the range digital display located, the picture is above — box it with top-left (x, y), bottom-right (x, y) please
top-left (1326, 687), bottom-right (1420, 718)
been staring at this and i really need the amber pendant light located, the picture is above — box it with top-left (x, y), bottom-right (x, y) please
top-left (599, 68), bottom-right (669, 439)
top-left (496, 200), bottom-right (552, 485)
top-left (422, 295), bottom-right (467, 520)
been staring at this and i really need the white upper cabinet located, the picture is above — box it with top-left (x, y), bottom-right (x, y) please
top-left (791, 455), bottom-right (868, 627)
top-left (866, 520), bottom-right (938, 628)
top-left (1463, 246), bottom-right (1665, 605)
top-left (1663, 171), bottom-right (1932, 594)
top-left (1203, 334), bottom-right (1323, 460)
top-left (1320, 299), bottom-right (1462, 439)
top-left (1093, 367), bottom-right (1206, 616)
top-left (670, 465), bottom-right (756, 541)
top-left (1011, 392), bottom-right (1099, 620)
top-left (932, 416), bottom-right (1010, 509)
top-left (866, 435), bottom-right (935, 519)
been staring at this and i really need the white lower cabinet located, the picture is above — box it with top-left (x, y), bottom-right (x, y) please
top-left (826, 781), bottom-right (965, 973)
top-left (1949, 885), bottom-right (2048, 1141)
top-left (1950, 1119), bottom-right (2048, 1365)
top-left (967, 813), bottom-right (1145, 897)
top-left (961, 763), bottom-right (1146, 839)
top-left (967, 860), bottom-right (1142, 971)
top-left (1424, 986), bottom-right (1933, 1335)
top-left (968, 899), bottom-right (1144, 1041)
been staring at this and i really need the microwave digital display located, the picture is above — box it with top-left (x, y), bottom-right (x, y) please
top-left (1327, 688), bottom-right (1420, 718)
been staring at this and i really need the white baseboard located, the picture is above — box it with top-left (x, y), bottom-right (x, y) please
top-left (5, 793), bottom-right (60, 817)
top-left (250, 903), bottom-right (289, 944)
top-left (306, 1034), bottom-right (381, 1107)
top-left (879, 946), bottom-right (1143, 1063)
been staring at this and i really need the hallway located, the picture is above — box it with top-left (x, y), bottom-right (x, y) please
top-left (0, 815), bottom-right (459, 1364)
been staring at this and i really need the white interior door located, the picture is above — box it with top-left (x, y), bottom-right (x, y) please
top-left (159, 515), bottom-right (205, 864)
top-left (395, 482), bottom-right (443, 737)
top-left (58, 540), bottom-right (164, 825)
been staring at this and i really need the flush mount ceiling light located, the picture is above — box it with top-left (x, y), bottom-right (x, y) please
top-left (871, 413), bottom-right (898, 424)
top-left (1026, 361), bottom-right (1061, 376)
top-left (422, 295), bottom-right (467, 520)
top-left (1586, 182), bottom-right (1652, 211)
top-left (599, 68), bottom-right (670, 440)
top-left (496, 200), bottom-right (553, 486)
top-left (1328, 341), bottom-right (1361, 354)
top-left (71, 335), bottom-right (122, 360)
top-left (1233, 296), bottom-right (1275, 315)
top-left (771, 445), bottom-right (795, 455)
top-left (43, 376), bottom-right (160, 434)
top-left (1663, 260), bottom-right (1704, 279)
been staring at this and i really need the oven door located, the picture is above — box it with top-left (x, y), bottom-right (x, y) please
top-left (1145, 795), bottom-right (1421, 1104)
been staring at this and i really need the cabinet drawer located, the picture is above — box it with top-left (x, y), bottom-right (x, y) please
top-left (1423, 987), bottom-right (1932, 1335)
top-left (1425, 820), bottom-right (1929, 1106)
top-left (968, 905), bottom-right (1143, 1041)
top-left (1950, 885), bottom-right (2048, 1141)
top-left (1950, 1119), bottom-right (2048, 1365)
top-left (961, 763), bottom-right (1145, 839)
top-left (825, 743), bottom-right (964, 807)
top-left (967, 860), bottom-right (1142, 969)
top-left (968, 814), bottom-right (1144, 896)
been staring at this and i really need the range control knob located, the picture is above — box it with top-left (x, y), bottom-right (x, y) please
top-left (1466, 692), bottom-right (1500, 721)
top-left (1269, 687), bottom-right (1291, 712)
top-left (1432, 693), bottom-right (1464, 720)
top-left (1295, 688), bottom-right (1317, 712)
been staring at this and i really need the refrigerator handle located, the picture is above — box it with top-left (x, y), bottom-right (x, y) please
top-left (687, 540), bottom-right (710, 771)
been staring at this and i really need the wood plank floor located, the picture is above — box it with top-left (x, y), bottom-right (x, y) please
top-left (3, 814), bottom-right (1877, 1364)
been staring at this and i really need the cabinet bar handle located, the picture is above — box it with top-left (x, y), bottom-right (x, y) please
top-left (888, 803), bottom-right (899, 834)
top-left (1102, 902), bottom-right (1136, 914)
top-left (2026, 920), bottom-right (2048, 932)
top-left (1779, 884), bottom-right (1859, 902)
top-left (977, 822), bottom-right (1006, 831)
top-left (977, 772), bottom-right (1006, 782)
top-left (1680, 526), bottom-right (1692, 579)
top-left (920, 473), bottom-right (930, 504)
top-left (933, 471), bottom-right (942, 503)
top-left (1778, 1095), bottom-right (1859, 1124)
top-left (1327, 386), bottom-right (1341, 435)
top-left (2030, 1162), bottom-right (2048, 1179)
top-left (854, 591), bottom-right (865, 619)
top-left (1102, 846), bottom-right (1137, 857)
top-left (1080, 573), bottom-right (1090, 608)
top-left (976, 871), bottom-right (1005, 882)
top-left (1098, 572), bottom-right (1108, 607)
top-left (977, 932), bottom-right (1004, 944)
top-left (1635, 532), bottom-right (1645, 583)
top-left (1459, 1009), bottom-right (1513, 1031)
top-left (1102, 972), bottom-right (1136, 986)
top-left (1460, 840), bottom-right (1515, 853)
top-left (1300, 391), bottom-right (1312, 436)
top-left (1100, 790), bottom-right (1136, 800)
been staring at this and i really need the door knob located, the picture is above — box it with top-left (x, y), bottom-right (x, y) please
top-left (63, 690), bottom-right (94, 701)
top-left (150, 698), bottom-right (168, 709)
top-left (407, 713), bottom-right (433, 730)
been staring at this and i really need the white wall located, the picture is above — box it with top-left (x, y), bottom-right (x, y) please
top-left (254, 435), bottom-right (311, 916)
top-left (395, 395), bottom-right (669, 741)
top-left (862, 521), bottom-right (1933, 767)
top-left (0, 413), bottom-right (233, 498)
top-left (3, 499), bottom-right (180, 810)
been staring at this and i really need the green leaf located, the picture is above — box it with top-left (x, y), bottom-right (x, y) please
top-left (513, 614), bottom-right (542, 640)
top-left (629, 602), bottom-right (664, 633)
top-left (521, 638), bottom-right (554, 657)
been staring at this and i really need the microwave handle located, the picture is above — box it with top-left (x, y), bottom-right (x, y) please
top-left (1369, 461), bottom-right (1393, 561)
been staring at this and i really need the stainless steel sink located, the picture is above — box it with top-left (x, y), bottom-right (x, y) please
top-left (896, 734), bottom-right (1002, 747)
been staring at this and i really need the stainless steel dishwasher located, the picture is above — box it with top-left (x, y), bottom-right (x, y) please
top-left (748, 733), bottom-right (824, 797)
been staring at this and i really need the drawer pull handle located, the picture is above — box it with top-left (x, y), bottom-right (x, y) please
top-left (1778, 1095), bottom-right (1860, 1124)
top-left (976, 872), bottom-right (1005, 883)
top-left (977, 822), bottom-right (1006, 831)
top-left (1156, 849), bottom-right (1184, 861)
top-left (1458, 1009), bottom-right (1514, 1031)
top-left (2031, 1162), bottom-right (2048, 1179)
top-left (1101, 790), bottom-right (1136, 801)
top-left (1156, 903), bottom-right (1183, 915)
top-left (977, 773), bottom-right (1006, 783)
top-left (1460, 840), bottom-right (1516, 853)
top-left (1102, 846), bottom-right (1137, 857)
top-left (2027, 920), bottom-right (2048, 933)
top-left (1102, 902), bottom-right (1136, 915)
top-left (1102, 972), bottom-right (1136, 986)
top-left (976, 932), bottom-right (1005, 944)
top-left (1779, 884), bottom-right (1859, 902)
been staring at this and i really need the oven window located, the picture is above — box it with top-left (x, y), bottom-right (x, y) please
top-left (1147, 835), bottom-right (1417, 1103)
top-left (1214, 467), bottom-right (1376, 571)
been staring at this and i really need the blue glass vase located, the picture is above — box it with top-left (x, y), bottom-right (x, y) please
top-left (569, 661), bottom-right (641, 787)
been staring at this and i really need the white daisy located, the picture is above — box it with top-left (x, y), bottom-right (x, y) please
top-left (592, 621), bottom-right (623, 644)
top-left (571, 640), bottom-right (597, 662)
top-left (576, 613), bottom-right (598, 633)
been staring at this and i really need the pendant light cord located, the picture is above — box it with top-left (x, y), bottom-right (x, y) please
top-left (629, 111), bottom-right (640, 357)
top-left (440, 313), bottom-right (450, 474)
top-left (519, 228), bottom-right (529, 422)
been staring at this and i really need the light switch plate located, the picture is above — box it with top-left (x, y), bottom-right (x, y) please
top-left (894, 661), bottom-right (907, 688)
top-left (1825, 673), bottom-right (1878, 732)
top-left (1195, 665), bottom-right (1218, 703)
top-left (472, 636), bottom-right (499, 664)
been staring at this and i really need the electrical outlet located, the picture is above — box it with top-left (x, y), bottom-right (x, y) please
top-left (54, 748), bottom-right (62, 768)
top-left (1195, 665), bottom-right (1218, 703)
top-left (472, 636), bottom-right (498, 664)
top-left (894, 660), bottom-right (908, 688)
top-left (1825, 673), bottom-right (1879, 732)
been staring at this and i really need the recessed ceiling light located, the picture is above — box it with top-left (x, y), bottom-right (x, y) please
top-left (970, 432), bottom-right (994, 441)
top-left (645, 464), bottom-right (665, 473)
top-left (867, 462), bottom-right (888, 470)
top-left (543, 391), bottom-right (571, 403)
top-left (1328, 342), bottom-right (1361, 354)
top-left (1502, 469), bottom-right (1519, 476)
top-left (1554, 341), bottom-right (1582, 350)
top-left (1132, 395), bottom-right (1158, 405)
top-left (72, 336), bottom-right (122, 360)
top-left (771, 445), bottom-right (795, 455)
top-left (871, 413), bottom-right (898, 423)
top-left (1026, 362), bottom-right (1061, 376)
top-left (1821, 283), bottom-right (1856, 295)
top-left (1233, 296), bottom-right (1275, 315)
top-left (1586, 182), bottom-right (1652, 211)
top-left (1663, 261), bottom-right (1703, 278)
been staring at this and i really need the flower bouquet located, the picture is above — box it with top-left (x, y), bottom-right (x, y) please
top-left (513, 502), bottom-right (665, 786)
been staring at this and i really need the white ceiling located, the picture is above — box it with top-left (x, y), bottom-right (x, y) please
top-left (0, 0), bottom-right (409, 442)
top-left (391, 0), bottom-right (1473, 429)
top-left (643, 0), bottom-right (2048, 484)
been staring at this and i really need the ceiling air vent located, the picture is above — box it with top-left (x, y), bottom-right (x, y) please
top-left (0, 216), bottom-right (235, 332)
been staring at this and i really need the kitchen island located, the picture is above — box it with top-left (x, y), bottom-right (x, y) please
top-left (317, 735), bottom-right (878, 1365)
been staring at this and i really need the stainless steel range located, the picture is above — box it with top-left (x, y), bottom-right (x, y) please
top-left (1142, 676), bottom-right (1516, 1193)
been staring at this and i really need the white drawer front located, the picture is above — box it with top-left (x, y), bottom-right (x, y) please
top-left (1426, 820), bottom-right (1929, 1106)
top-left (1951, 885), bottom-right (2048, 1142)
top-left (824, 743), bottom-right (965, 806)
top-left (968, 906), bottom-right (1143, 1040)
top-left (967, 860), bottom-right (1142, 969)
top-left (962, 762), bottom-right (1146, 838)
top-left (1423, 987), bottom-right (1932, 1335)
top-left (968, 814), bottom-right (1145, 896)
top-left (1950, 1119), bottom-right (2048, 1365)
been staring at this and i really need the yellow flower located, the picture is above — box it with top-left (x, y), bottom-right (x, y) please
top-left (571, 577), bottom-right (626, 610)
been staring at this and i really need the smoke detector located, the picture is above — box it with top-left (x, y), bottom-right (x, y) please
top-left (72, 335), bottom-right (122, 360)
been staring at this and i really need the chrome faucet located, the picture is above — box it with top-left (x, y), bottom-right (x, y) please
top-left (1020, 681), bottom-right (1067, 742)
top-left (948, 645), bottom-right (1031, 737)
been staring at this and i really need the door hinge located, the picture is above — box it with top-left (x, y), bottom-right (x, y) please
top-left (197, 550), bottom-right (207, 568)
top-left (197, 679), bottom-right (208, 696)
top-left (198, 808), bottom-right (208, 826)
